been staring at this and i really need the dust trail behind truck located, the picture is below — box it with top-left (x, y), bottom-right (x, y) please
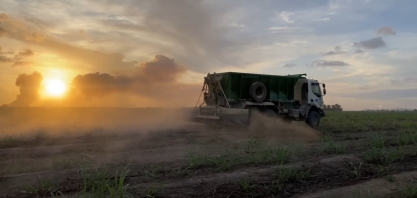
top-left (189, 72), bottom-right (327, 129)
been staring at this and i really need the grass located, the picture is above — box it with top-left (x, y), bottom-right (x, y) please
top-left (77, 166), bottom-right (133, 198)
top-left (318, 136), bottom-right (348, 154)
top-left (185, 143), bottom-right (295, 171)
top-left (402, 183), bottom-right (417, 197)
top-left (366, 132), bottom-right (387, 149)
top-left (24, 178), bottom-right (54, 197)
top-left (0, 135), bottom-right (20, 148)
top-left (363, 147), bottom-right (405, 165)
top-left (350, 190), bottom-right (376, 198)
top-left (395, 130), bottom-right (417, 146)
top-left (273, 166), bottom-right (311, 182)
top-left (144, 183), bottom-right (161, 198)
top-left (319, 111), bottom-right (417, 132)
top-left (237, 178), bottom-right (257, 193)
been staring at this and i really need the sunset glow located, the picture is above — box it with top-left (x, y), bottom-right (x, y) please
top-left (44, 79), bottom-right (67, 97)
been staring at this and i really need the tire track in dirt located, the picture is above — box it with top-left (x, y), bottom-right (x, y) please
top-left (296, 171), bottom-right (417, 198)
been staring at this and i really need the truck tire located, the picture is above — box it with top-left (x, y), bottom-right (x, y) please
top-left (250, 82), bottom-right (267, 102)
top-left (306, 110), bottom-right (320, 129)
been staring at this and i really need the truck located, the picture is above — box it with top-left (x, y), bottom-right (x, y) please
top-left (190, 72), bottom-right (327, 129)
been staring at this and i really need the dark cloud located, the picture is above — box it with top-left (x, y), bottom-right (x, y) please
top-left (4, 55), bottom-right (201, 107)
top-left (311, 60), bottom-right (350, 67)
top-left (8, 71), bottom-right (43, 106)
top-left (61, 54), bottom-right (200, 107)
top-left (353, 37), bottom-right (386, 49)
top-left (283, 63), bottom-right (296, 68)
top-left (71, 55), bottom-right (186, 98)
top-left (322, 45), bottom-right (347, 56)
top-left (377, 27), bottom-right (396, 35)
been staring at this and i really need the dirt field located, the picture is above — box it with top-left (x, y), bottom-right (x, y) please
top-left (1, 107), bottom-right (417, 198)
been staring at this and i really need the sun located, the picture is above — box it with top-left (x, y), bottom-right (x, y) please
top-left (44, 79), bottom-right (67, 97)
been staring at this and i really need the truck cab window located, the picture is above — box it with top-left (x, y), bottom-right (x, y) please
top-left (311, 83), bottom-right (322, 97)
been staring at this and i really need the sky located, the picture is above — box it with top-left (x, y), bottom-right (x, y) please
top-left (0, 0), bottom-right (416, 110)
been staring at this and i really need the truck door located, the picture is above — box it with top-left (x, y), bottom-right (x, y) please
top-left (301, 82), bottom-right (308, 105)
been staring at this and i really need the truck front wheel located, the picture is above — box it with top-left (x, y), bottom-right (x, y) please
top-left (306, 110), bottom-right (320, 129)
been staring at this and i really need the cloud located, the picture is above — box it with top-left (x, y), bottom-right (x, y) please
top-left (17, 49), bottom-right (34, 57)
top-left (4, 55), bottom-right (201, 107)
top-left (229, 22), bottom-right (246, 28)
top-left (12, 61), bottom-right (33, 67)
top-left (404, 78), bottom-right (417, 84)
top-left (283, 63), bottom-right (296, 68)
top-left (322, 45), bottom-right (347, 56)
top-left (377, 27), bottom-right (396, 35)
top-left (0, 46), bottom-right (35, 66)
top-left (320, 17), bottom-right (330, 21)
top-left (353, 37), bottom-right (386, 49)
top-left (0, 27), bottom-right (5, 37)
top-left (311, 60), bottom-right (350, 67)
top-left (70, 55), bottom-right (187, 99)
top-left (279, 11), bottom-right (294, 23)
top-left (0, 13), bottom-right (138, 71)
top-left (392, 77), bottom-right (417, 85)
top-left (353, 49), bottom-right (365, 54)
top-left (0, 55), bottom-right (12, 62)
top-left (8, 71), bottom-right (43, 106)
top-left (136, 0), bottom-right (241, 72)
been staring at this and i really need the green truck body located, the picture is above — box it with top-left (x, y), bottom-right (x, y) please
top-left (191, 72), bottom-right (326, 129)
top-left (215, 72), bottom-right (307, 104)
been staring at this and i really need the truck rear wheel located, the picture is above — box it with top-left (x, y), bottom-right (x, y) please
top-left (250, 82), bottom-right (267, 102)
top-left (306, 110), bottom-right (320, 129)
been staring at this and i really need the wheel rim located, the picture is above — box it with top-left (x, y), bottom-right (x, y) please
top-left (255, 87), bottom-right (263, 97)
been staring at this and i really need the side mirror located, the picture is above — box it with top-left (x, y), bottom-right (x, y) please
top-left (323, 88), bottom-right (327, 95)
top-left (322, 83), bottom-right (326, 88)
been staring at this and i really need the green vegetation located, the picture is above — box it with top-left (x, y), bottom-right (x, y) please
top-left (403, 183), bottom-right (417, 197)
top-left (363, 147), bottom-right (405, 165)
top-left (320, 111), bottom-right (417, 132)
top-left (77, 166), bottom-right (133, 198)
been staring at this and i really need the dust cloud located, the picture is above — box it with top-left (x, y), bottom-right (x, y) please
top-left (0, 107), bottom-right (198, 140)
top-left (245, 110), bottom-right (322, 144)
top-left (0, 106), bottom-right (321, 147)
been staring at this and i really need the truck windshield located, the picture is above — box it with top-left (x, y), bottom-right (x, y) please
top-left (311, 83), bottom-right (322, 97)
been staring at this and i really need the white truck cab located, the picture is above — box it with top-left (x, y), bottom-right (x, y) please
top-left (294, 78), bottom-right (327, 128)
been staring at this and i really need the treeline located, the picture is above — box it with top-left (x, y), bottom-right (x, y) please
top-left (324, 104), bottom-right (343, 111)
top-left (363, 109), bottom-right (417, 112)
